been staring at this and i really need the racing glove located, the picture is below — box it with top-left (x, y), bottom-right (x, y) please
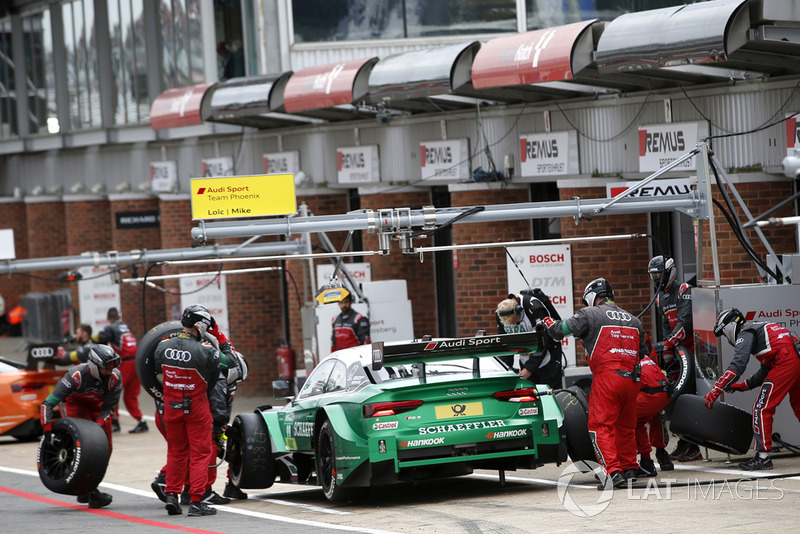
top-left (704, 369), bottom-right (737, 409)
top-left (726, 381), bottom-right (750, 392)
top-left (43, 430), bottom-right (60, 447)
top-left (661, 340), bottom-right (675, 364)
top-left (532, 288), bottom-right (561, 320)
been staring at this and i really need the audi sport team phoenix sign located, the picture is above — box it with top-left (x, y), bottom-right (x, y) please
top-left (190, 174), bottom-right (297, 220)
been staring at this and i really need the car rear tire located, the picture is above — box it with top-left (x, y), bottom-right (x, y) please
top-left (37, 417), bottom-right (110, 495)
top-left (316, 420), bottom-right (366, 502)
top-left (555, 386), bottom-right (596, 467)
top-left (135, 320), bottom-right (184, 402)
top-left (228, 413), bottom-right (276, 489)
top-left (669, 394), bottom-right (753, 455)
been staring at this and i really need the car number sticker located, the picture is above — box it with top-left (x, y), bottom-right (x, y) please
top-left (285, 437), bottom-right (297, 450)
top-left (434, 401), bottom-right (483, 419)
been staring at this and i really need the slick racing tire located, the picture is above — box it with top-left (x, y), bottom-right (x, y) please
top-left (37, 417), bottom-right (110, 496)
top-left (665, 345), bottom-right (696, 404)
top-left (135, 320), bottom-right (184, 402)
top-left (228, 413), bottom-right (276, 489)
top-left (316, 419), bottom-right (367, 502)
top-left (669, 394), bottom-right (753, 455)
top-left (555, 386), bottom-right (596, 469)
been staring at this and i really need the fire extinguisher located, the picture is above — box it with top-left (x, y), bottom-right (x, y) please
top-left (277, 341), bottom-right (296, 380)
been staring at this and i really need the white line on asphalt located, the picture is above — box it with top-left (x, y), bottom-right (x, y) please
top-left (0, 466), bottom-right (396, 533)
top-left (248, 496), bottom-right (352, 514)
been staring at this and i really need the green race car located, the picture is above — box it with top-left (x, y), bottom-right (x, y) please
top-left (226, 331), bottom-right (566, 502)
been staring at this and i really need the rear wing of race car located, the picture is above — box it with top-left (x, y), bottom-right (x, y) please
top-left (370, 331), bottom-right (544, 381)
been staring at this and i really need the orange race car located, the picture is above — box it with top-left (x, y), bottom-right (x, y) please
top-left (0, 356), bottom-right (62, 440)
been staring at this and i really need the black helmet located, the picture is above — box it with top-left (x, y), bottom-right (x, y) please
top-left (181, 304), bottom-right (213, 332)
top-left (648, 255), bottom-right (676, 290)
top-left (582, 278), bottom-right (614, 306)
top-left (87, 344), bottom-right (121, 379)
top-left (713, 308), bottom-right (746, 346)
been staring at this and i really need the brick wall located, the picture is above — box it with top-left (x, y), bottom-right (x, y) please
top-left (699, 181), bottom-right (796, 284)
top-left (26, 201), bottom-right (68, 294)
top-left (109, 198), bottom-right (165, 338)
top-left (450, 187), bottom-right (531, 336)
top-left (0, 201), bottom-right (30, 314)
top-left (361, 190), bottom-right (436, 338)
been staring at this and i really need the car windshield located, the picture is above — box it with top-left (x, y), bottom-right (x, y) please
top-left (372, 357), bottom-right (511, 383)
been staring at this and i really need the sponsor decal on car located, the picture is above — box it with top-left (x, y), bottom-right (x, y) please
top-left (423, 336), bottom-right (502, 350)
top-left (373, 421), bottom-right (399, 431)
top-left (419, 419), bottom-right (506, 435)
top-left (518, 407), bottom-right (538, 416)
top-left (336, 455), bottom-right (362, 461)
top-left (400, 437), bottom-right (446, 447)
top-left (285, 437), bottom-right (297, 450)
top-left (405, 415), bottom-right (421, 421)
top-left (486, 429), bottom-right (528, 439)
top-left (434, 402), bottom-right (483, 419)
top-left (293, 422), bottom-right (314, 438)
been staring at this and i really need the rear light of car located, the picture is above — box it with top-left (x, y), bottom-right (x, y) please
top-left (493, 388), bottom-right (538, 403)
top-left (11, 381), bottom-right (47, 393)
top-left (363, 400), bottom-right (423, 418)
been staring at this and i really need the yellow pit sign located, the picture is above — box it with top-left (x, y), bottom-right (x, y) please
top-left (191, 174), bottom-right (297, 220)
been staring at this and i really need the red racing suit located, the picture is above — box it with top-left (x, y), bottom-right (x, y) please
top-left (95, 320), bottom-right (142, 422)
top-left (331, 311), bottom-right (371, 351)
top-left (655, 281), bottom-right (694, 353)
top-left (154, 332), bottom-right (227, 501)
top-left (40, 363), bottom-right (122, 453)
top-left (713, 321), bottom-right (800, 452)
top-left (545, 301), bottom-right (648, 475)
top-left (635, 358), bottom-right (671, 456)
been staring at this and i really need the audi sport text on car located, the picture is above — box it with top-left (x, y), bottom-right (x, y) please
top-left (226, 331), bottom-right (565, 502)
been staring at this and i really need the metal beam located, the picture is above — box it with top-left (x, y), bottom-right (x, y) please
top-left (0, 240), bottom-right (306, 275)
top-left (191, 196), bottom-right (700, 242)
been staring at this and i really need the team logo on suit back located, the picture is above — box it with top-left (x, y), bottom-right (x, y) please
top-left (164, 348), bottom-right (192, 362)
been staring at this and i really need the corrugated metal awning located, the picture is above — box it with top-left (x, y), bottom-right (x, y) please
top-left (283, 57), bottom-right (380, 121)
top-left (367, 42), bottom-right (490, 113)
top-left (204, 73), bottom-right (319, 129)
top-left (149, 83), bottom-right (216, 130)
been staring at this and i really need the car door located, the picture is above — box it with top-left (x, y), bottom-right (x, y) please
top-left (283, 359), bottom-right (336, 451)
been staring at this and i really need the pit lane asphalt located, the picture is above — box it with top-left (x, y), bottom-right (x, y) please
top-left (3, 337), bottom-right (800, 533)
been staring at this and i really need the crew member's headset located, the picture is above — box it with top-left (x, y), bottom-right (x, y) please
top-left (497, 305), bottom-right (523, 317)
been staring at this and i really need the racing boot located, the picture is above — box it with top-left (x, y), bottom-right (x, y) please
top-left (165, 493), bottom-right (182, 516)
top-left (739, 454), bottom-right (773, 471)
top-left (223, 482), bottom-right (248, 500)
top-left (598, 470), bottom-right (625, 490)
top-left (112, 420), bottom-right (121, 433)
top-left (151, 473), bottom-right (167, 503)
top-left (88, 489), bottom-right (113, 509)
top-left (180, 488), bottom-right (191, 505)
top-left (129, 420), bottom-right (149, 434)
top-left (622, 468), bottom-right (638, 482)
top-left (668, 440), bottom-right (689, 460)
top-left (676, 443), bottom-right (702, 462)
top-left (200, 489), bottom-right (230, 505)
top-left (655, 448), bottom-right (674, 471)
top-left (188, 502), bottom-right (217, 516)
top-left (637, 458), bottom-right (657, 478)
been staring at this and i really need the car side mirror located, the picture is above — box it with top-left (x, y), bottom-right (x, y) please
top-left (272, 379), bottom-right (293, 399)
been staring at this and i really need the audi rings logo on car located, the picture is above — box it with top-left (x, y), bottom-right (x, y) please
top-left (446, 387), bottom-right (469, 396)
top-left (163, 348), bottom-right (192, 362)
top-left (605, 310), bottom-right (631, 321)
top-left (31, 347), bottom-right (55, 358)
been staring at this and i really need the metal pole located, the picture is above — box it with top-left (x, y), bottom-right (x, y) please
top-left (415, 233), bottom-right (647, 254)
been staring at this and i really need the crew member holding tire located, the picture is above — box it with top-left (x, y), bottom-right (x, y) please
top-left (495, 288), bottom-right (563, 390)
top-left (154, 304), bottom-right (229, 517)
top-left (647, 255), bottom-right (700, 463)
top-left (540, 278), bottom-right (648, 488)
top-left (39, 344), bottom-right (122, 508)
top-left (705, 308), bottom-right (800, 470)
top-left (94, 307), bottom-right (147, 434)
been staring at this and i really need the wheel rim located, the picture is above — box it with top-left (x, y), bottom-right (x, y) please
top-left (319, 428), bottom-right (334, 492)
top-left (40, 432), bottom-right (77, 480)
